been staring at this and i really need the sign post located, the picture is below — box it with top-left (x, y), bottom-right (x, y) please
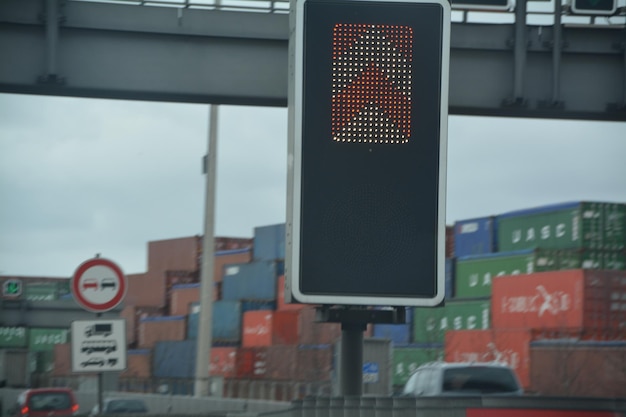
top-left (71, 257), bottom-right (127, 412)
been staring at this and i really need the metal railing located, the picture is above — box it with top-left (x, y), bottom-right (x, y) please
top-left (67, 0), bottom-right (626, 26)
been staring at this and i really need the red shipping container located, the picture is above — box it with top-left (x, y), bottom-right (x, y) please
top-left (52, 343), bottom-right (71, 376)
top-left (169, 285), bottom-right (200, 316)
top-left (529, 342), bottom-right (626, 398)
top-left (243, 310), bottom-right (273, 347)
top-left (210, 347), bottom-right (237, 378)
top-left (445, 329), bottom-right (532, 389)
top-left (126, 272), bottom-right (166, 308)
top-left (295, 346), bottom-right (333, 382)
top-left (276, 275), bottom-right (306, 311)
top-left (273, 310), bottom-right (300, 345)
top-left (121, 350), bottom-right (151, 378)
top-left (235, 346), bottom-right (297, 380)
top-left (121, 305), bottom-right (164, 346)
top-left (492, 270), bottom-right (626, 331)
top-left (299, 307), bottom-right (342, 345)
top-left (138, 316), bottom-right (186, 349)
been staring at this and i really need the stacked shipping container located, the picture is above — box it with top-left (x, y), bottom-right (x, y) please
top-left (442, 201), bottom-right (626, 396)
top-left (38, 202), bottom-right (623, 397)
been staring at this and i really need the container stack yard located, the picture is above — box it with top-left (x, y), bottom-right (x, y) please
top-left (1, 201), bottom-right (625, 398)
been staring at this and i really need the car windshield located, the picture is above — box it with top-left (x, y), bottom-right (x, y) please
top-left (442, 367), bottom-right (520, 394)
top-left (28, 393), bottom-right (71, 411)
top-left (106, 400), bottom-right (147, 413)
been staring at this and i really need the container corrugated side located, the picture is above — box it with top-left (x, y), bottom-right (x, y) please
top-left (391, 344), bottom-right (443, 387)
top-left (0, 326), bottom-right (27, 348)
top-left (372, 308), bottom-right (413, 346)
top-left (122, 349), bottom-right (151, 378)
top-left (214, 248), bottom-right (252, 283)
top-left (296, 344), bottom-right (333, 382)
top-left (603, 203), bottom-right (626, 251)
top-left (152, 340), bottom-right (196, 378)
top-left (187, 300), bottom-right (276, 342)
top-left (455, 249), bottom-right (538, 298)
top-left (28, 328), bottom-right (69, 351)
top-left (299, 307), bottom-right (342, 345)
top-left (445, 329), bottom-right (531, 389)
top-left (529, 340), bottom-right (626, 397)
top-left (169, 283), bottom-right (200, 316)
top-left (51, 343), bottom-right (71, 376)
top-left (242, 310), bottom-right (273, 347)
top-left (496, 201), bottom-right (622, 252)
top-left (138, 316), bottom-right (186, 349)
top-left (222, 260), bottom-right (281, 301)
top-left (253, 223), bottom-right (286, 261)
top-left (236, 346), bottom-right (297, 380)
top-left (445, 258), bottom-right (456, 299)
top-left (413, 299), bottom-right (491, 343)
top-left (212, 301), bottom-right (242, 343)
top-left (23, 282), bottom-right (59, 301)
top-left (453, 216), bottom-right (497, 257)
top-left (492, 269), bottom-right (626, 332)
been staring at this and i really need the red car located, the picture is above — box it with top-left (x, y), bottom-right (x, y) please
top-left (82, 278), bottom-right (98, 291)
top-left (9, 388), bottom-right (79, 417)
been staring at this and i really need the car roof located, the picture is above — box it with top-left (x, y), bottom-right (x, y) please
top-left (25, 388), bottom-right (74, 393)
top-left (416, 361), bottom-right (514, 370)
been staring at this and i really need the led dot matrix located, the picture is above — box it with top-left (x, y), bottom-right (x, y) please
top-left (331, 23), bottom-right (413, 145)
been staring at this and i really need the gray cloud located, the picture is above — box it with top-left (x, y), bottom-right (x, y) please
top-left (1, 93), bottom-right (625, 276)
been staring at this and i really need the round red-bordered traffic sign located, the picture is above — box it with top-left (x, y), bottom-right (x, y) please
top-left (71, 258), bottom-right (127, 313)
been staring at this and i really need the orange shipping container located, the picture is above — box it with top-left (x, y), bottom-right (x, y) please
top-left (273, 311), bottom-right (300, 345)
top-left (492, 270), bottom-right (626, 331)
top-left (121, 350), bottom-right (151, 378)
top-left (169, 284), bottom-right (200, 316)
top-left (121, 305), bottom-right (164, 346)
top-left (276, 276), bottom-right (306, 311)
top-left (138, 316), bottom-right (186, 349)
top-left (243, 310), bottom-right (302, 347)
top-left (210, 347), bottom-right (237, 378)
top-left (445, 329), bottom-right (532, 389)
top-left (243, 310), bottom-right (273, 347)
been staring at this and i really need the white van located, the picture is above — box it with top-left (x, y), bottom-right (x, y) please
top-left (402, 362), bottom-right (523, 396)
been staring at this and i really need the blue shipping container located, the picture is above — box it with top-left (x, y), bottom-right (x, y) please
top-left (453, 216), bottom-right (497, 257)
top-left (372, 308), bottom-right (413, 345)
top-left (253, 223), bottom-right (286, 261)
top-left (152, 340), bottom-right (196, 378)
top-left (187, 300), bottom-right (276, 340)
top-left (445, 258), bottom-right (456, 299)
top-left (222, 260), bottom-right (281, 301)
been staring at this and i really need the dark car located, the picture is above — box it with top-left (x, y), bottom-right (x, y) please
top-left (9, 388), bottom-right (79, 417)
top-left (89, 398), bottom-right (148, 416)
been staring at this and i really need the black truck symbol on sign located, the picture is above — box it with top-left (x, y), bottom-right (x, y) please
top-left (85, 323), bottom-right (112, 337)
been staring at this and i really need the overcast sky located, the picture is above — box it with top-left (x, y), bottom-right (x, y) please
top-left (0, 92), bottom-right (625, 277)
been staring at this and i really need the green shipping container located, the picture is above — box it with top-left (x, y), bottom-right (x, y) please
top-left (28, 328), bottom-right (69, 351)
top-left (413, 299), bottom-right (490, 344)
top-left (392, 346), bottom-right (443, 386)
top-left (497, 202), bottom-right (626, 252)
top-left (454, 248), bottom-right (625, 298)
top-left (0, 326), bottom-right (28, 348)
top-left (24, 283), bottom-right (59, 301)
